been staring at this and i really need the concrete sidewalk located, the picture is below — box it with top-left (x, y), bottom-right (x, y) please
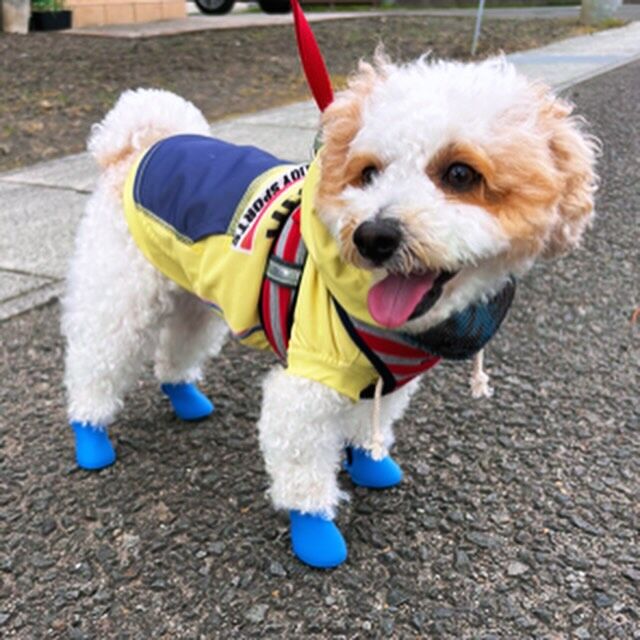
top-left (1, 20), bottom-right (639, 321)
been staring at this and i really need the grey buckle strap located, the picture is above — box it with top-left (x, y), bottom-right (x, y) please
top-left (266, 255), bottom-right (305, 289)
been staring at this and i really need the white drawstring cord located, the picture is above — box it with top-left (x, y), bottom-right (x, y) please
top-left (369, 377), bottom-right (385, 461)
top-left (470, 349), bottom-right (494, 399)
top-left (371, 352), bottom-right (491, 462)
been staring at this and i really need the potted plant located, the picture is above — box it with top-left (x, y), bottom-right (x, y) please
top-left (30, 0), bottom-right (72, 31)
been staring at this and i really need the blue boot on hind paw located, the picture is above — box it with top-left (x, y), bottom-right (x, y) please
top-left (344, 446), bottom-right (403, 489)
top-left (161, 382), bottom-right (214, 421)
top-left (289, 511), bottom-right (347, 569)
top-left (71, 421), bottom-right (116, 470)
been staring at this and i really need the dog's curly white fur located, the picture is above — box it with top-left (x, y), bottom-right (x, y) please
top-left (62, 56), bottom-right (597, 556)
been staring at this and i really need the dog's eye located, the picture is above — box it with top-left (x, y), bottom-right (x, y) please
top-left (360, 165), bottom-right (379, 186)
top-left (443, 163), bottom-right (480, 192)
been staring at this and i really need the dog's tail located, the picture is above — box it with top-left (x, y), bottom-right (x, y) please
top-left (87, 88), bottom-right (211, 170)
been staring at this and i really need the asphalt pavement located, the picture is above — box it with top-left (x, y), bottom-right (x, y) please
top-left (1, 44), bottom-right (639, 640)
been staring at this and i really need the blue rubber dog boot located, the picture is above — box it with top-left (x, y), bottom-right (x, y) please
top-left (344, 446), bottom-right (403, 489)
top-left (161, 382), bottom-right (214, 421)
top-left (289, 511), bottom-right (347, 569)
top-left (71, 421), bottom-right (116, 470)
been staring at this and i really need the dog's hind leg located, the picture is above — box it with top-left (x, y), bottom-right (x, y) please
top-left (62, 185), bottom-right (171, 470)
top-left (153, 291), bottom-right (228, 421)
top-left (341, 378), bottom-right (420, 490)
top-left (258, 367), bottom-right (350, 569)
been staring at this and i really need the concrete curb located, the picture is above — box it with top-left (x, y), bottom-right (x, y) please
top-left (0, 281), bottom-right (64, 323)
top-left (555, 50), bottom-right (640, 93)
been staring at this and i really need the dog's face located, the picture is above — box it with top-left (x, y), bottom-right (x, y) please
top-left (315, 55), bottom-right (597, 332)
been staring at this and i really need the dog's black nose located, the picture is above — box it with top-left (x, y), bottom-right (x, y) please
top-left (353, 219), bottom-right (402, 264)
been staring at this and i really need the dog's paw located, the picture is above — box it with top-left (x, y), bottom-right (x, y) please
top-left (161, 382), bottom-right (214, 421)
top-left (344, 446), bottom-right (403, 489)
top-left (289, 511), bottom-right (347, 569)
top-left (71, 422), bottom-right (116, 470)
top-left (470, 370), bottom-right (494, 399)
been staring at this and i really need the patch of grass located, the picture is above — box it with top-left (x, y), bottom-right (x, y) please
top-left (573, 17), bottom-right (627, 35)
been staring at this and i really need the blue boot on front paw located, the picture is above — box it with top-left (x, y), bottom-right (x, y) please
top-left (289, 511), bottom-right (347, 569)
top-left (71, 421), bottom-right (116, 470)
top-left (161, 382), bottom-right (214, 421)
top-left (344, 446), bottom-right (403, 489)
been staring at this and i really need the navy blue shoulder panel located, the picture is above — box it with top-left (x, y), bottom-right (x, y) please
top-left (133, 134), bottom-right (287, 242)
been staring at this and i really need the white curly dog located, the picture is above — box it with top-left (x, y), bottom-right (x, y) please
top-left (62, 55), bottom-right (597, 568)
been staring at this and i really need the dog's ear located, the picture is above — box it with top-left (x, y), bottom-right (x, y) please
top-left (320, 56), bottom-right (388, 150)
top-left (318, 58), bottom-right (388, 203)
top-left (537, 91), bottom-right (598, 258)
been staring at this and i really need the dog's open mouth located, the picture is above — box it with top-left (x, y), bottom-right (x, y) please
top-left (368, 270), bottom-right (456, 328)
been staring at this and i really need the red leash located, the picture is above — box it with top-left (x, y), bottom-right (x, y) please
top-left (290, 0), bottom-right (334, 112)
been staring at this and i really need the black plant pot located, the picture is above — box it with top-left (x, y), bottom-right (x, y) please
top-left (30, 10), bottom-right (72, 32)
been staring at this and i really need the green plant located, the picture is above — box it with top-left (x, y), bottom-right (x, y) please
top-left (31, 0), bottom-right (65, 12)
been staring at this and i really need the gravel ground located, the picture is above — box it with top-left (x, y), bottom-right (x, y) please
top-left (1, 61), bottom-right (639, 639)
top-left (0, 14), bottom-right (595, 173)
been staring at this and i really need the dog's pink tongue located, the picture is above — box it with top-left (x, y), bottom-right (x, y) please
top-left (368, 272), bottom-right (437, 328)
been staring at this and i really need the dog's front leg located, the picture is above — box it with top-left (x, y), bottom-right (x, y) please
top-left (341, 378), bottom-right (421, 489)
top-left (258, 366), bottom-right (350, 569)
